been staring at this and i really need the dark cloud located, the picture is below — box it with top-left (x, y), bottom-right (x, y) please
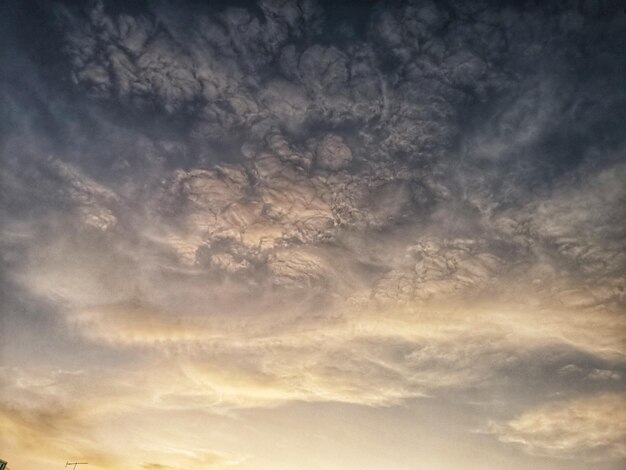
top-left (3, 0), bottom-right (624, 339)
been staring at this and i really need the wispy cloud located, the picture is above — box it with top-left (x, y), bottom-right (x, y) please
top-left (493, 393), bottom-right (626, 461)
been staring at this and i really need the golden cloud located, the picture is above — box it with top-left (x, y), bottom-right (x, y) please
top-left (495, 393), bottom-right (626, 461)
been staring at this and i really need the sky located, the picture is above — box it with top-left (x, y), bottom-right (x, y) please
top-left (1, 0), bottom-right (625, 469)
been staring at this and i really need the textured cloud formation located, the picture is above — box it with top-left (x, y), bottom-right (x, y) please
top-left (1, 0), bottom-right (626, 468)
top-left (495, 394), bottom-right (626, 460)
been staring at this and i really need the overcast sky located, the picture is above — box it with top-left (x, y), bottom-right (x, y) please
top-left (1, 0), bottom-right (625, 469)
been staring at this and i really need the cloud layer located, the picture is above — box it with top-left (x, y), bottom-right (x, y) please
top-left (1, 0), bottom-right (625, 468)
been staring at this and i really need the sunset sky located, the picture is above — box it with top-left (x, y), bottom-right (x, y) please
top-left (1, 1), bottom-right (625, 469)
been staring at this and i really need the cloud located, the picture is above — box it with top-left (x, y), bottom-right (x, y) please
top-left (139, 447), bottom-right (246, 469)
top-left (4, 0), bottom-right (622, 311)
top-left (2, 0), bottom-right (626, 467)
top-left (493, 393), bottom-right (626, 461)
top-left (42, 302), bottom-right (624, 411)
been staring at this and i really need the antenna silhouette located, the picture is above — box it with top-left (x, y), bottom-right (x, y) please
top-left (65, 462), bottom-right (88, 470)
